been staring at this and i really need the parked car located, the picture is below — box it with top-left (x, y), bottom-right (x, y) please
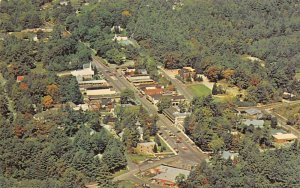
top-left (182, 146), bottom-right (188, 150)
top-left (142, 183), bottom-right (150, 188)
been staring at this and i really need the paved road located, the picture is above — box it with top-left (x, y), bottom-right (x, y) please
top-left (92, 56), bottom-right (206, 161)
top-left (92, 56), bottom-right (207, 185)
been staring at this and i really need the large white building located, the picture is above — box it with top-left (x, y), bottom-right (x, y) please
top-left (71, 63), bottom-right (94, 81)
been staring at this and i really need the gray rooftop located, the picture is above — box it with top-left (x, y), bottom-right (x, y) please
top-left (245, 108), bottom-right (262, 115)
top-left (243, 119), bottom-right (264, 128)
top-left (221, 151), bottom-right (239, 160)
top-left (152, 165), bottom-right (190, 183)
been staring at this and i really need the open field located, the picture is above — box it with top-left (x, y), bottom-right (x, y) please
top-left (187, 84), bottom-right (211, 97)
top-left (32, 62), bottom-right (47, 74)
top-left (273, 104), bottom-right (300, 119)
top-left (295, 72), bottom-right (300, 80)
top-left (117, 180), bottom-right (140, 188)
top-left (127, 154), bottom-right (155, 164)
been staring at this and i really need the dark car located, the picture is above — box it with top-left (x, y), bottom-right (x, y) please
top-left (142, 183), bottom-right (150, 188)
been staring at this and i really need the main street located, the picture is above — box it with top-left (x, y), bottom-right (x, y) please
top-left (92, 56), bottom-right (207, 185)
top-left (92, 56), bottom-right (206, 161)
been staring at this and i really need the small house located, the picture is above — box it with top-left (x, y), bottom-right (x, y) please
top-left (243, 119), bottom-right (264, 129)
top-left (221, 151), bottom-right (239, 160)
top-left (272, 133), bottom-right (297, 144)
top-left (178, 67), bottom-right (196, 82)
top-left (16, 76), bottom-right (24, 82)
top-left (71, 63), bottom-right (94, 81)
top-left (152, 165), bottom-right (190, 187)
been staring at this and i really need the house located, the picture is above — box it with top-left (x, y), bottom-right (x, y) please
top-left (124, 68), bottom-right (136, 76)
top-left (243, 119), bottom-right (264, 128)
top-left (178, 67), bottom-right (196, 82)
top-left (221, 151), bottom-right (239, 160)
top-left (170, 95), bottom-right (185, 106)
top-left (135, 142), bottom-right (156, 155)
top-left (147, 94), bottom-right (163, 105)
top-left (163, 106), bottom-right (190, 130)
top-left (113, 34), bottom-right (128, 41)
top-left (73, 104), bottom-right (89, 111)
top-left (141, 85), bottom-right (164, 96)
top-left (147, 93), bottom-right (185, 106)
top-left (152, 165), bottom-right (190, 187)
top-left (71, 63), bottom-right (94, 81)
top-left (111, 26), bottom-right (124, 34)
top-left (59, 0), bottom-right (69, 6)
top-left (272, 133), bottom-right (297, 144)
top-left (16, 76), bottom-right (25, 82)
top-left (244, 108), bottom-right (262, 116)
top-left (283, 92), bottom-right (297, 100)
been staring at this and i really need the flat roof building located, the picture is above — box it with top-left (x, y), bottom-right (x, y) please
top-left (86, 88), bottom-right (117, 96)
top-left (243, 119), bottom-right (264, 128)
top-left (152, 165), bottom-right (190, 187)
top-left (163, 106), bottom-right (190, 130)
top-left (273, 133), bottom-right (297, 144)
top-left (127, 75), bottom-right (155, 85)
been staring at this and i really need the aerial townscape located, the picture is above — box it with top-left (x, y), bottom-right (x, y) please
top-left (0, 0), bottom-right (300, 188)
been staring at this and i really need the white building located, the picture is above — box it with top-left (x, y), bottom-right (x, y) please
top-left (71, 63), bottom-right (94, 81)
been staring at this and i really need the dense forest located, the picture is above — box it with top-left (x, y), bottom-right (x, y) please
top-left (182, 140), bottom-right (300, 188)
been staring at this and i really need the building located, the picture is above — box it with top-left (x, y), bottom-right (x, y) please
top-left (85, 88), bottom-right (117, 96)
top-left (147, 93), bottom-right (185, 106)
top-left (147, 94), bottom-right (163, 105)
top-left (283, 92), bottom-right (297, 100)
top-left (243, 119), bottom-right (264, 128)
top-left (78, 80), bottom-right (109, 90)
top-left (170, 95), bottom-right (185, 106)
top-left (244, 108), bottom-right (262, 116)
top-left (135, 142), bottom-right (156, 155)
top-left (113, 35), bottom-right (128, 41)
top-left (88, 98), bottom-right (114, 112)
top-left (16, 76), bottom-right (24, 82)
top-left (272, 133), bottom-right (297, 144)
top-left (221, 151), bottom-right (239, 160)
top-left (71, 63), bottom-right (94, 81)
top-left (127, 75), bottom-right (155, 85)
top-left (152, 165), bottom-right (190, 187)
top-left (163, 106), bottom-right (190, 130)
top-left (178, 67), bottom-right (196, 82)
top-left (141, 85), bottom-right (164, 96)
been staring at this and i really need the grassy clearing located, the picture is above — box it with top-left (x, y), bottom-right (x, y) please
top-left (295, 72), bottom-right (300, 80)
top-left (157, 136), bottom-right (172, 153)
top-left (32, 62), bottom-right (47, 74)
top-left (113, 169), bottom-right (128, 178)
top-left (117, 181), bottom-right (139, 188)
top-left (188, 84), bottom-right (211, 97)
top-left (273, 104), bottom-right (300, 119)
top-left (127, 153), bottom-right (154, 164)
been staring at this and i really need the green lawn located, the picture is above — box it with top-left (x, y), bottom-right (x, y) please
top-left (32, 62), bottom-right (47, 74)
top-left (126, 153), bottom-right (154, 164)
top-left (295, 72), bottom-right (300, 80)
top-left (113, 169), bottom-right (128, 178)
top-left (188, 84), bottom-right (211, 97)
top-left (117, 181), bottom-right (140, 188)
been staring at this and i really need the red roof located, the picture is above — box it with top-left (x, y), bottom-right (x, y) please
top-left (16, 76), bottom-right (24, 82)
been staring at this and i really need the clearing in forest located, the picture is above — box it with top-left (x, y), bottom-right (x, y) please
top-left (187, 84), bottom-right (211, 97)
